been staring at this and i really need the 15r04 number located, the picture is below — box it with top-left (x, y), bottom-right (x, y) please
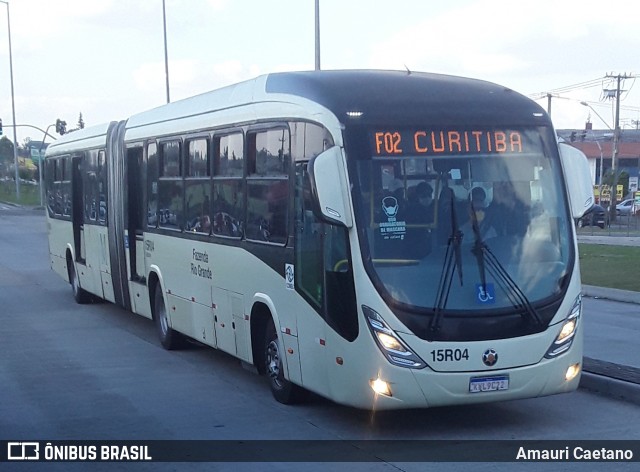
top-left (430, 349), bottom-right (469, 362)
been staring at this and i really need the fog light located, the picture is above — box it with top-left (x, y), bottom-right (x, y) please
top-left (370, 378), bottom-right (392, 397)
top-left (565, 363), bottom-right (581, 381)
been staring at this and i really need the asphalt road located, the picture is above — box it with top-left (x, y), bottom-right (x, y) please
top-left (1, 209), bottom-right (638, 471)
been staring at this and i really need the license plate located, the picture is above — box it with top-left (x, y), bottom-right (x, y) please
top-left (469, 375), bottom-right (509, 393)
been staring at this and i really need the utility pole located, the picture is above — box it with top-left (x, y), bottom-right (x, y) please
top-left (314, 0), bottom-right (321, 70)
top-left (605, 73), bottom-right (631, 223)
top-left (162, 0), bottom-right (170, 103)
top-left (547, 93), bottom-right (552, 115)
top-left (1, 0), bottom-right (20, 201)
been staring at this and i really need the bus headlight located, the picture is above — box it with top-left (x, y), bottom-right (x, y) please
top-left (363, 305), bottom-right (426, 369)
top-left (544, 296), bottom-right (581, 359)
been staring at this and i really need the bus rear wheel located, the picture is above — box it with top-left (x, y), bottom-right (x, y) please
top-left (264, 320), bottom-right (307, 404)
top-left (153, 285), bottom-right (185, 350)
top-left (68, 258), bottom-right (90, 304)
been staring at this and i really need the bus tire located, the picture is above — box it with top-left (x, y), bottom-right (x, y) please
top-left (264, 319), bottom-right (307, 404)
top-left (68, 258), bottom-right (91, 304)
top-left (153, 285), bottom-right (185, 350)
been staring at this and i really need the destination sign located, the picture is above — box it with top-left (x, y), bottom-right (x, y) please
top-left (372, 129), bottom-right (526, 157)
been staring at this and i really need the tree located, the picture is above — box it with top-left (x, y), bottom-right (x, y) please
top-left (0, 136), bottom-right (15, 165)
top-left (603, 170), bottom-right (630, 200)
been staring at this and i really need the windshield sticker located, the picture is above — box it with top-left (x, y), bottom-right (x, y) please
top-left (380, 196), bottom-right (406, 240)
top-left (476, 283), bottom-right (496, 304)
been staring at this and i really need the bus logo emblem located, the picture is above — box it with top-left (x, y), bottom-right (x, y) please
top-left (285, 264), bottom-right (294, 290)
top-left (482, 349), bottom-right (498, 366)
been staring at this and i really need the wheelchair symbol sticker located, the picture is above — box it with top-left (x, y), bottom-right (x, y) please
top-left (476, 283), bottom-right (495, 304)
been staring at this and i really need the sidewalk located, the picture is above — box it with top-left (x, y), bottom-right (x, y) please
top-left (577, 234), bottom-right (640, 405)
top-left (578, 234), bottom-right (640, 247)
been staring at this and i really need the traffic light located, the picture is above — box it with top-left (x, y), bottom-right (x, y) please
top-left (570, 131), bottom-right (576, 142)
top-left (0, 118), bottom-right (3, 136)
top-left (55, 118), bottom-right (67, 135)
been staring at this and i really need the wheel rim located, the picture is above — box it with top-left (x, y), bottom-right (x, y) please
top-left (71, 265), bottom-right (79, 295)
top-left (157, 295), bottom-right (169, 336)
top-left (266, 338), bottom-right (284, 389)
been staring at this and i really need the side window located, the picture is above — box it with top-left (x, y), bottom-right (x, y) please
top-left (54, 158), bottom-right (63, 216)
top-left (246, 128), bottom-right (289, 244)
top-left (294, 161), bottom-right (358, 341)
top-left (147, 142), bottom-right (158, 228)
top-left (215, 133), bottom-right (243, 177)
top-left (185, 138), bottom-right (211, 234)
top-left (162, 141), bottom-right (181, 177)
top-left (294, 162), bottom-right (323, 309)
top-left (290, 121), bottom-right (334, 161)
top-left (45, 158), bottom-right (57, 217)
top-left (158, 140), bottom-right (183, 230)
top-left (84, 150), bottom-right (99, 222)
top-left (187, 138), bottom-right (209, 178)
top-left (97, 150), bottom-right (107, 225)
top-left (212, 133), bottom-right (244, 238)
top-left (62, 157), bottom-right (72, 217)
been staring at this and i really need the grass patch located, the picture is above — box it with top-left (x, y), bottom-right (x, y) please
top-left (579, 244), bottom-right (640, 292)
top-left (0, 181), bottom-right (42, 206)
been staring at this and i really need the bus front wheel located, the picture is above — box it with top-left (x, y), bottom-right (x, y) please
top-left (264, 320), bottom-right (307, 404)
top-left (153, 285), bottom-right (185, 350)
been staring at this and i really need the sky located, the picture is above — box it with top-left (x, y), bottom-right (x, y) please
top-left (1, 0), bottom-right (639, 144)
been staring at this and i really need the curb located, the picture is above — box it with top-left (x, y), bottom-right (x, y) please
top-left (582, 285), bottom-right (640, 304)
top-left (579, 372), bottom-right (640, 406)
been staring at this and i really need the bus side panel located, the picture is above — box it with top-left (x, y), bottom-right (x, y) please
top-left (79, 224), bottom-right (104, 298)
top-left (289, 296), bottom-right (330, 394)
top-left (128, 281), bottom-right (152, 319)
top-left (48, 219), bottom-right (73, 282)
top-left (212, 287), bottom-right (239, 356)
top-left (95, 227), bottom-right (115, 303)
top-left (192, 298), bottom-right (216, 348)
top-left (166, 292), bottom-right (193, 336)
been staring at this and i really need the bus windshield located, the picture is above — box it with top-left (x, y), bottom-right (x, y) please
top-left (352, 127), bottom-right (572, 314)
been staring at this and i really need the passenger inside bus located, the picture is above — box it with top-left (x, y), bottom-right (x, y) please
top-left (461, 186), bottom-right (497, 239)
top-left (405, 182), bottom-right (435, 258)
top-left (484, 181), bottom-right (529, 238)
top-left (436, 185), bottom-right (457, 245)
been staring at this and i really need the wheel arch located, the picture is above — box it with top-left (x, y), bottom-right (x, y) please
top-left (250, 294), bottom-right (281, 376)
top-left (147, 265), bottom-right (164, 321)
top-left (64, 243), bottom-right (75, 282)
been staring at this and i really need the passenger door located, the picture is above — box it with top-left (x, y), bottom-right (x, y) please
top-left (126, 146), bottom-right (145, 282)
top-left (71, 154), bottom-right (85, 263)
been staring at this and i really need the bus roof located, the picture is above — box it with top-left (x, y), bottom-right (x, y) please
top-left (125, 70), bottom-right (549, 132)
top-left (45, 121), bottom-right (116, 156)
top-left (264, 70), bottom-right (549, 127)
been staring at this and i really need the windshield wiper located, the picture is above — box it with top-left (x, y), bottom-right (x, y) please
top-left (469, 202), bottom-right (488, 295)
top-left (468, 203), bottom-right (542, 327)
top-left (429, 188), bottom-right (463, 339)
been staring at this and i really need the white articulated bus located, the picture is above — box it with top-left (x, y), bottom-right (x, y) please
top-left (45, 70), bottom-right (594, 410)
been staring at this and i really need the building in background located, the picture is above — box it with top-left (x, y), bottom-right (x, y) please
top-left (557, 126), bottom-right (640, 204)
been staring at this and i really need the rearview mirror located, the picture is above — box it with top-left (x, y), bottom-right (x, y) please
top-left (558, 142), bottom-right (594, 219)
top-left (308, 146), bottom-right (353, 228)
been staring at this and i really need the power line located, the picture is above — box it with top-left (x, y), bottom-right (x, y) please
top-left (544, 77), bottom-right (606, 94)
